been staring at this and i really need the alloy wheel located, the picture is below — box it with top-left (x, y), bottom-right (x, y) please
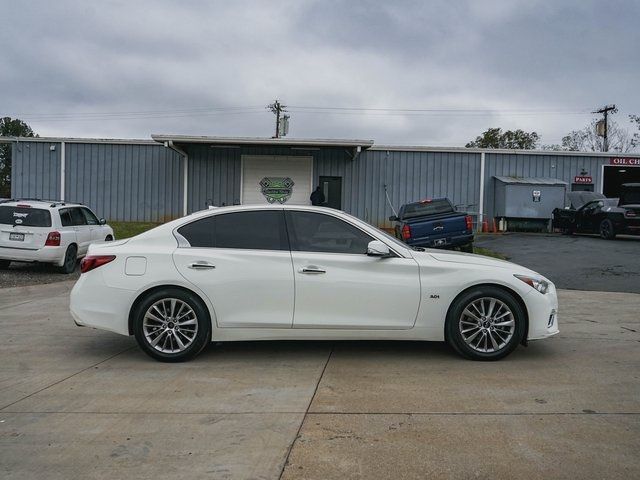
top-left (459, 297), bottom-right (515, 353)
top-left (142, 298), bottom-right (199, 354)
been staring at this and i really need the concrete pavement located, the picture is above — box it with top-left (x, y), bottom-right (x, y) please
top-left (1, 282), bottom-right (639, 479)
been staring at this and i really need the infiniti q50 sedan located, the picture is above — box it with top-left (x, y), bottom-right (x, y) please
top-left (70, 205), bottom-right (559, 362)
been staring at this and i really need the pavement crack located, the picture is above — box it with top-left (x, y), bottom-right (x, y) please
top-left (278, 344), bottom-right (334, 480)
top-left (0, 346), bottom-right (135, 411)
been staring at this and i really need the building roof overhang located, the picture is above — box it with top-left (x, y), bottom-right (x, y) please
top-left (151, 134), bottom-right (374, 149)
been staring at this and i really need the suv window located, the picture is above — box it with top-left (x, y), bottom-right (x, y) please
top-left (177, 211), bottom-right (288, 250)
top-left (286, 211), bottom-right (373, 254)
top-left (60, 209), bottom-right (73, 227)
top-left (0, 206), bottom-right (52, 227)
top-left (81, 208), bottom-right (100, 225)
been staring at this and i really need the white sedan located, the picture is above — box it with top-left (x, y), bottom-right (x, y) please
top-left (70, 205), bottom-right (558, 362)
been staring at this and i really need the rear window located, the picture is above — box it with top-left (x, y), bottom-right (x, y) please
top-left (401, 199), bottom-right (454, 219)
top-left (177, 211), bottom-right (289, 251)
top-left (0, 206), bottom-right (52, 227)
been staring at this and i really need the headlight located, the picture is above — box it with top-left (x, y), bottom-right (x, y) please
top-left (514, 274), bottom-right (550, 294)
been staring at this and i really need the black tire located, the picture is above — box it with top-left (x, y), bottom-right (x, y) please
top-left (59, 244), bottom-right (78, 274)
top-left (445, 286), bottom-right (526, 361)
top-left (0, 260), bottom-right (10, 269)
top-left (132, 288), bottom-right (211, 362)
top-left (599, 219), bottom-right (616, 240)
top-left (105, 235), bottom-right (114, 241)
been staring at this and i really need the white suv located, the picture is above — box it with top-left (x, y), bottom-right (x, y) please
top-left (0, 199), bottom-right (114, 273)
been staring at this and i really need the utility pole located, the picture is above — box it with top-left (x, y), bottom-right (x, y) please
top-left (267, 99), bottom-right (287, 138)
top-left (593, 104), bottom-right (617, 152)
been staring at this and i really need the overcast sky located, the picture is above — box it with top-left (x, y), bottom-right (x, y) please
top-left (1, 0), bottom-right (638, 146)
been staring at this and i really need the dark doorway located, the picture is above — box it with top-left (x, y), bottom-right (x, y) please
top-left (571, 183), bottom-right (594, 192)
top-left (319, 176), bottom-right (342, 209)
top-left (603, 166), bottom-right (640, 198)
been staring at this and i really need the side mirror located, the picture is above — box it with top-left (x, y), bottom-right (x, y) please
top-left (99, 218), bottom-right (107, 225)
top-left (367, 240), bottom-right (391, 257)
top-left (388, 215), bottom-right (398, 222)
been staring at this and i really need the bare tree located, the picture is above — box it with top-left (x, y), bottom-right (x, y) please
top-left (543, 119), bottom-right (634, 153)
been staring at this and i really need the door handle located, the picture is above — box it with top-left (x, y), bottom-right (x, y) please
top-left (188, 262), bottom-right (216, 270)
top-left (300, 266), bottom-right (326, 274)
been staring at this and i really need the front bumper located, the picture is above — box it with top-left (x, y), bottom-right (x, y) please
top-left (525, 283), bottom-right (560, 340)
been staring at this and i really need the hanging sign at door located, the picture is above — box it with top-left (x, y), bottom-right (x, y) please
top-left (259, 177), bottom-right (295, 204)
top-left (574, 176), bottom-right (593, 184)
top-left (610, 157), bottom-right (640, 166)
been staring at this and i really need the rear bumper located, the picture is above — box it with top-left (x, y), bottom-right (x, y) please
top-left (0, 245), bottom-right (65, 265)
top-left (70, 272), bottom-right (135, 336)
top-left (407, 233), bottom-right (474, 249)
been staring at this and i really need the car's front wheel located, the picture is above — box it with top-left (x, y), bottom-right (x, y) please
top-left (132, 288), bottom-right (211, 362)
top-left (446, 286), bottom-right (526, 361)
top-left (599, 219), bottom-right (616, 240)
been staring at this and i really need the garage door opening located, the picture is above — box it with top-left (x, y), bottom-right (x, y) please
top-left (603, 165), bottom-right (640, 198)
top-left (241, 155), bottom-right (313, 205)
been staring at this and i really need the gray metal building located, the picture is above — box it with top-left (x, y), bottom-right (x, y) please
top-left (4, 135), bottom-right (640, 228)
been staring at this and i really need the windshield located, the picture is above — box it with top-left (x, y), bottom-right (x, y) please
top-left (0, 206), bottom-right (52, 227)
top-left (401, 199), bottom-right (453, 219)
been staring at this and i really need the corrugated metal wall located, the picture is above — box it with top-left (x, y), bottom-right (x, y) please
top-left (483, 153), bottom-right (609, 220)
top-left (11, 141), bottom-right (183, 222)
top-left (65, 143), bottom-right (183, 222)
top-left (11, 139), bottom-right (624, 227)
top-left (11, 141), bottom-right (61, 200)
top-left (316, 149), bottom-right (482, 228)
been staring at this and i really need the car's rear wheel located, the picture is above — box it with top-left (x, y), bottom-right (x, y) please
top-left (105, 235), bottom-right (114, 241)
top-left (133, 288), bottom-right (211, 362)
top-left (599, 219), bottom-right (616, 240)
top-left (446, 286), bottom-right (526, 361)
top-left (0, 260), bottom-right (10, 269)
top-left (59, 244), bottom-right (77, 274)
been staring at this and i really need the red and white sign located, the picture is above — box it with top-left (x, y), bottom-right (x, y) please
top-left (610, 157), bottom-right (640, 166)
top-left (574, 176), bottom-right (593, 184)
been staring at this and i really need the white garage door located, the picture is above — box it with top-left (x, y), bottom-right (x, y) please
top-left (241, 155), bottom-right (313, 205)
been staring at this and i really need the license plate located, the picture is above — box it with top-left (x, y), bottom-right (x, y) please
top-left (9, 232), bottom-right (25, 241)
top-left (434, 239), bottom-right (446, 246)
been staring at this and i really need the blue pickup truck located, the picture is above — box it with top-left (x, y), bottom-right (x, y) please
top-left (389, 198), bottom-right (474, 252)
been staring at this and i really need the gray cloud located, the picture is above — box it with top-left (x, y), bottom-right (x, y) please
top-left (1, 0), bottom-right (638, 146)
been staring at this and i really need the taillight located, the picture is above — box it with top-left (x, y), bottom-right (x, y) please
top-left (465, 215), bottom-right (473, 231)
top-left (80, 255), bottom-right (116, 273)
top-left (625, 209), bottom-right (636, 217)
top-left (45, 231), bottom-right (61, 246)
top-left (401, 224), bottom-right (411, 240)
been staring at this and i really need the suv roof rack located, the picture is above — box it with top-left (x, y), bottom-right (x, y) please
top-left (1, 198), bottom-right (70, 207)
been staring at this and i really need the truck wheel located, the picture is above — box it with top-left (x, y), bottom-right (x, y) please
top-left (0, 260), bottom-right (10, 269)
top-left (599, 219), bottom-right (616, 240)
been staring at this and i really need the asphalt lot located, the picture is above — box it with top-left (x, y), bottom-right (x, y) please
top-left (1, 281), bottom-right (639, 479)
top-left (0, 261), bottom-right (80, 289)
top-left (475, 233), bottom-right (640, 294)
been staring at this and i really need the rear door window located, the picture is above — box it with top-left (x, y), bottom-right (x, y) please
top-left (177, 210), bottom-right (289, 251)
top-left (59, 209), bottom-right (73, 227)
top-left (0, 206), bottom-right (52, 227)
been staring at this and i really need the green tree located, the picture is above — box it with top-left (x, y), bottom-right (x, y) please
top-left (0, 117), bottom-right (36, 197)
top-left (465, 127), bottom-right (539, 149)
